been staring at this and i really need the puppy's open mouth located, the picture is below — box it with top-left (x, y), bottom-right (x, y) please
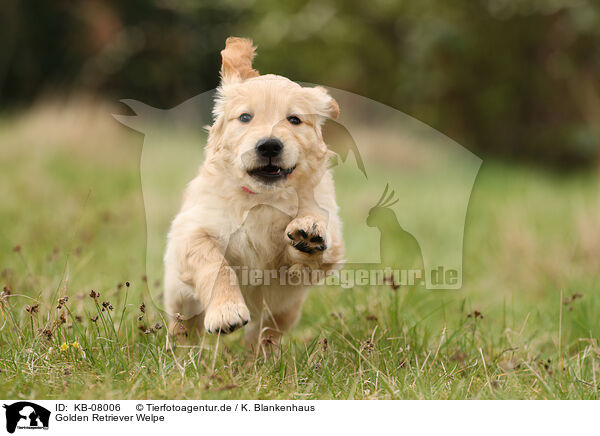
top-left (248, 164), bottom-right (296, 182)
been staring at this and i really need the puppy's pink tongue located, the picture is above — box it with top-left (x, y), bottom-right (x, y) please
top-left (265, 168), bottom-right (280, 174)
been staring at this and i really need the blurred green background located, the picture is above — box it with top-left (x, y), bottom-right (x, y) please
top-left (1, 0), bottom-right (600, 400)
top-left (1, 0), bottom-right (599, 167)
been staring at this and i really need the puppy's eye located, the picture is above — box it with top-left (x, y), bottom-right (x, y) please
top-left (287, 115), bottom-right (302, 125)
top-left (238, 113), bottom-right (253, 123)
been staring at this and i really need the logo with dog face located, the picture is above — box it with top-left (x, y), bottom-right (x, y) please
top-left (2, 402), bottom-right (50, 433)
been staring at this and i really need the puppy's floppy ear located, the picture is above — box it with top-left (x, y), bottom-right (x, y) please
top-left (305, 86), bottom-right (339, 121)
top-left (220, 37), bottom-right (260, 85)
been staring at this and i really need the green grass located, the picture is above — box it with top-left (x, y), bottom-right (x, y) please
top-left (0, 102), bottom-right (599, 399)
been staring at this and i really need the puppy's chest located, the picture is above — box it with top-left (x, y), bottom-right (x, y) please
top-left (225, 204), bottom-right (291, 269)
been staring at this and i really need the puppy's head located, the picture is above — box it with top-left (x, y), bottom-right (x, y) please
top-left (207, 37), bottom-right (339, 193)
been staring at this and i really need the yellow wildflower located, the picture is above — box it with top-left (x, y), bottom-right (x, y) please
top-left (71, 341), bottom-right (80, 349)
top-left (60, 342), bottom-right (69, 351)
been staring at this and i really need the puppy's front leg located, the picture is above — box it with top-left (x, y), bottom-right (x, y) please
top-left (284, 211), bottom-right (333, 271)
top-left (286, 215), bottom-right (328, 253)
top-left (284, 186), bottom-right (344, 271)
top-left (182, 233), bottom-right (250, 334)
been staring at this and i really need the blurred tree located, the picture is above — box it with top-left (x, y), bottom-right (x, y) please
top-left (0, 0), bottom-right (241, 107)
top-left (237, 0), bottom-right (600, 167)
top-left (0, 0), bottom-right (599, 167)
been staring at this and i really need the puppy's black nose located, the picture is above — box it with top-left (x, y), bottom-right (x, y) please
top-left (256, 138), bottom-right (283, 158)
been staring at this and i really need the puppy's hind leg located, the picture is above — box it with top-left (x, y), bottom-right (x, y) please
top-left (244, 296), bottom-right (305, 351)
top-left (176, 314), bottom-right (204, 342)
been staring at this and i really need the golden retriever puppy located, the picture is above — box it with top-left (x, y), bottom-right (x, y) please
top-left (163, 37), bottom-right (344, 346)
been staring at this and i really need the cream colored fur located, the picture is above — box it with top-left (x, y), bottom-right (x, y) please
top-left (163, 37), bottom-right (344, 346)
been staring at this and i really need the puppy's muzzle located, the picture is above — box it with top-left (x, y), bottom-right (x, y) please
top-left (256, 137), bottom-right (283, 158)
top-left (247, 137), bottom-right (296, 183)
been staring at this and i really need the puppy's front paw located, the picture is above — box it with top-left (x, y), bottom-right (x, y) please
top-left (285, 216), bottom-right (328, 254)
top-left (204, 301), bottom-right (250, 334)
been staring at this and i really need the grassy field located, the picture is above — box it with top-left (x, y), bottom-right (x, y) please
top-left (1, 100), bottom-right (599, 399)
